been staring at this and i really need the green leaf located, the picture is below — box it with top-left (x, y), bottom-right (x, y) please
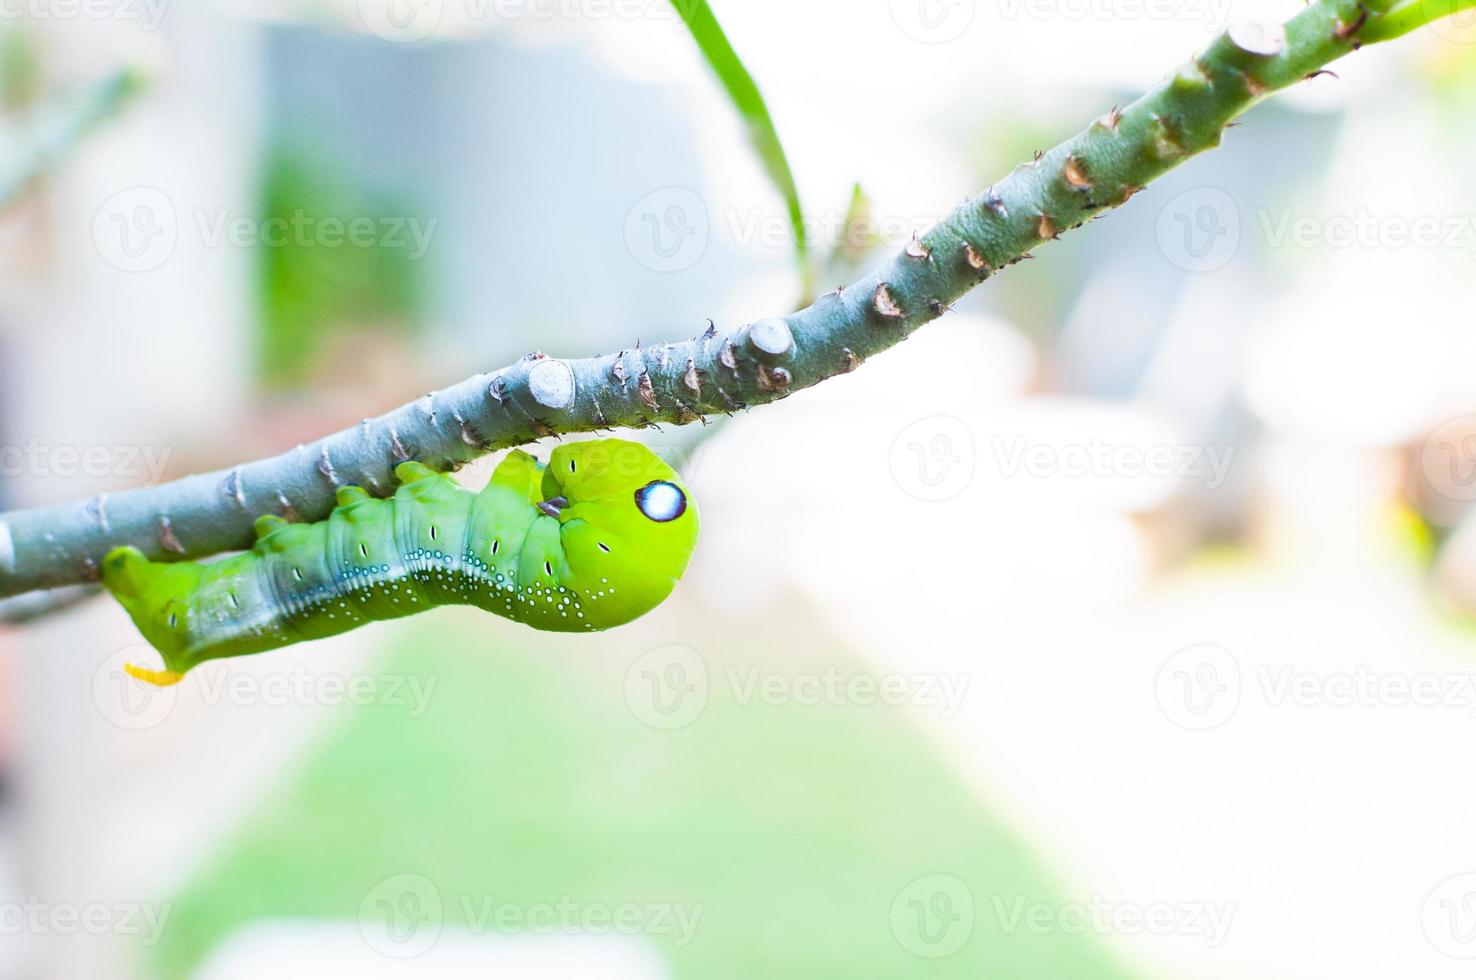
top-left (670, 0), bottom-right (813, 300)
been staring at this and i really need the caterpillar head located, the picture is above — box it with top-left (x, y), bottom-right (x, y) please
top-left (100, 546), bottom-right (203, 685)
top-left (531, 439), bottom-right (699, 629)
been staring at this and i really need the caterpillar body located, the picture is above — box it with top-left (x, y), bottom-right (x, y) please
top-left (101, 439), bottom-right (698, 686)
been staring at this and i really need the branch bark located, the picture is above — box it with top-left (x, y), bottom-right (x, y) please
top-left (0, 0), bottom-right (1461, 599)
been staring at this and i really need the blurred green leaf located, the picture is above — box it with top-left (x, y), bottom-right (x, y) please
top-left (257, 152), bottom-right (424, 388)
top-left (671, 0), bottom-right (813, 300)
top-left (0, 65), bottom-right (142, 207)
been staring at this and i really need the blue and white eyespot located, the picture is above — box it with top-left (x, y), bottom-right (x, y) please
top-left (634, 480), bottom-right (686, 523)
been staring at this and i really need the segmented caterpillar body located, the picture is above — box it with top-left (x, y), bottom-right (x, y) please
top-left (102, 439), bottom-right (698, 685)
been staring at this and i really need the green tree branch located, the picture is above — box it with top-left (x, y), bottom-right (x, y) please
top-left (0, 0), bottom-right (1459, 600)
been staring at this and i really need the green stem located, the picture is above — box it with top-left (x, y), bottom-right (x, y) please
top-left (672, 0), bottom-right (813, 299)
top-left (0, 0), bottom-right (1458, 599)
top-left (1362, 0), bottom-right (1476, 41)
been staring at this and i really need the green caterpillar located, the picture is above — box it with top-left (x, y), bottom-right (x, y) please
top-left (101, 439), bottom-right (698, 687)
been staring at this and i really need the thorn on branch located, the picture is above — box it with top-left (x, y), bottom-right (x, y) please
top-left (276, 493), bottom-right (301, 523)
top-left (223, 467), bottom-right (247, 507)
top-left (755, 364), bottom-right (791, 393)
top-left (317, 447), bottom-right (340, 486)
top-left (638, 370), bottom-right (659, 411)
top-left (157, 516), bottom-right (185, 555)
top-left (963, 242), bottom-right (991, 274)
top-left (455, 412), bottom-right (488, 449)
top-left (389, 429), bottom-right (412, 463)
top-left (719, 338), bottom-right (739, 374)
top-left (873, 283), bottom-right (905, 320)
top-left (85, 495), bottom-right (110, 533)
top-left (1334, 4), bottom-right (1368, 42)
top-left (1062, 156), bottom-right (1092, 191)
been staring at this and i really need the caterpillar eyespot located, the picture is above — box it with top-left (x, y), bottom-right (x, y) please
top-left (635, 481), bottom-right (687, 523)
top-left (101, 439), bottom-right (699, 686)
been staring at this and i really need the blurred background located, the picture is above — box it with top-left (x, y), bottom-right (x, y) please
top-left (1, 0), bottom-right (1476, 976)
